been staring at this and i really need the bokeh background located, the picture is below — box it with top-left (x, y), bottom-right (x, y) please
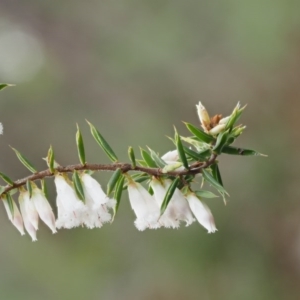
top-left (0, 1), bottom-right (299, 299)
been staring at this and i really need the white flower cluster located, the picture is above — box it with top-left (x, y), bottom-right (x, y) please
top-left (3, 173), bottom-right (115, 241)
top-left (2, 147), bottom-right (217, 241)
top-left (127, 150), bottom-right (217, 233)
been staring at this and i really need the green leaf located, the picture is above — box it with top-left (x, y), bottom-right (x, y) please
top-left (184, 174), bottom-right (195, 184)
top-left (5, 193), bottom-right (14, 216)
top-left (41, 179), bottom-right (49, 200)
top-left (113, 175), bottom-right (125, 219)
top-left (211, 163), bottom-right (223, 187)
top-left (0, 83), bottom-right (14, 91)
top-left (140, 148), bottom-right (157, 168)
top-left (47, 145), bottom-right (55, 173)
top-left (0, 172), bottom-right (14, 185)
top-left (8, 189), bottom-right (18, 196)
top-left (148, 185), bottom-right (154, 195)
top-left (10, 147), bottom-right (37, 173)
top-left (76, 124), bottom-right (86, 165)
top-left (0, 186), bottom-right (5, 195)
top-left (195, 190), bottom-right (219, 198)
top-left (174, 127), bottom-right (189, 169)
top-left (225, 103), bottom-right (246, 130)
top-left (122, 173), bottom-right (150, 189)
top-left (202, 169), bottom-right (228, 195)
top-left (136, 159), bottom-right (148, 167)
top-left (72, 171), bottom-right (85, 202)
top-left (213, 130), bottom-right (229, 154)
top-left (160, 177), bottom-right (180, 216)
top-left (162, 162), bottom-right (183, 173)
top-left (181, 136), bottom-right (211, 152)
top-left (107, 168), bottom-right (122, 196)
top-left (26, 180), bottom-right (33, 198)
top-left (222, 146), bottom-right (267, 157)
top-left (184, 122), bottom-right (214, 143)
top-left (147, 147), bottom-right (166, 168)
top-left (128, 147), bottom-right (136, 168)
top-left (87, 121), bottom-right (118, 162)
top-left (183, 146), bottom-right (210, 161)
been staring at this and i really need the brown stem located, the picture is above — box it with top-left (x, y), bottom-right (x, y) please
top-left (1, 154), bottom-right (217, 196)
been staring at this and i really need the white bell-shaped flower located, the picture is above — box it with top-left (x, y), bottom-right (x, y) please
top-left (161, 150), bottom-right (179, 162)
top-left (31, 187), bottom-right (57, 233)
top-left (3, 197), bottom-right (25, 236)
top-left (186, 192), bottom-right (217, 233)
top-left (151, 178), bottom-right (195, 228)
top-left (54, 174), bottom-right (87, 229)
top-left (81, 173), bottom-right (115, 228)
top-left (19, 192), bottom-right (37, 241)
top-left (127, 179), bottom-right (160, 231)
top-left (20, 190), bottom-right (39, 230)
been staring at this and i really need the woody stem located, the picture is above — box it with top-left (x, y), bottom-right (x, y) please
top-left (1, 154), bottom-right (217, 195)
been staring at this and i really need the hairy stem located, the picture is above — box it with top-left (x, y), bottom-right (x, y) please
top-left (1, 154), bottom-right (217, 195)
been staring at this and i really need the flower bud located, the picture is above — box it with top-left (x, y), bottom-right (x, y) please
top-left (196, 102), bottom-right (211, 131)
top-left (161, 150), bottom-right (179, 162)
top-left (218, 116), bottom-right (230, 125)
top-left (209, 123), bottom-right (226, 136)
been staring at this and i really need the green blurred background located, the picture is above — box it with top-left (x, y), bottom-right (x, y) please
top-left (0, 1), bottom-right (299, 299)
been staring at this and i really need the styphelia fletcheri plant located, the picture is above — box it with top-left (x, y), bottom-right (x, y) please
top-left (0, 84), bottom-right (266, 241)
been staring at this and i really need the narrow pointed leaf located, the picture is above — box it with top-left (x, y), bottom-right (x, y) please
top-left (160, 177), bottom-right (180, 216)
top-left (0, 83), bottom-right (14, 91)
top-left (41, 179), bottom-right (49, 200)
top-left (76, 124), bottom-right (86, 165)
top-left (5, 193), bottom-right (14, 216)
top-left (140, 148), bottom-right (157, 168)
top-left (202, 169), bottom-right (228, 195)
top-left (184, 174), bottom-right (195, 184)
top-left (183, 146), bottom-right (210, 161)
top-left (8, 189), bottom-right (17, 196)
top-left (11, 147), bottom-right (37, 173)
top-left (113, 175), bottom-right (125, 219)
top-left (107, 168), bottom-right (122, 195)
top-left (211, 163), bottom-right (223, 186)
top-left (87, 121), bottom-right (118, 162)
top-left (122, 173), bottom-right (150, 189)
top-left (128, 146), bottom-right (136, 168)
top-left (26, 180), bottom-right (33, 198)
top-left (147, 147), bottom-right (166, 168)
top-left (174, 127), bottom-right (189, 169)
top-left (213, 130), bottom-right (229, 154)
top-left (46, 145), bottom-right (55, 173)
top-left (184, 122), bottom-right (214, 143)
top-left (136, 159), bottom-right (148, 167)
top-left (72, 171), bottom-right (85, 202)
top-left (0, 186), bottom-right (5, 195)
top-left (225, 103), bottom-right (246, 130)
top-left (222, 146), bottom-right (267, 156)
top-left (148, 185), bottom-right (154, 195)
top-left (181, 136), bottom-right (211, 152)
top-left (0, 172), bottom-right (14, 185)
top-left (195, 190), bottom-right (219, 198)
top-left (162, 162), bottom-right (182, 173)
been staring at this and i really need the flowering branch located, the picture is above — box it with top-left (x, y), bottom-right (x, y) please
top-left (0, 88), bottom-right (266, 241)
top-left (1, 153), bottom-right (218, 195)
